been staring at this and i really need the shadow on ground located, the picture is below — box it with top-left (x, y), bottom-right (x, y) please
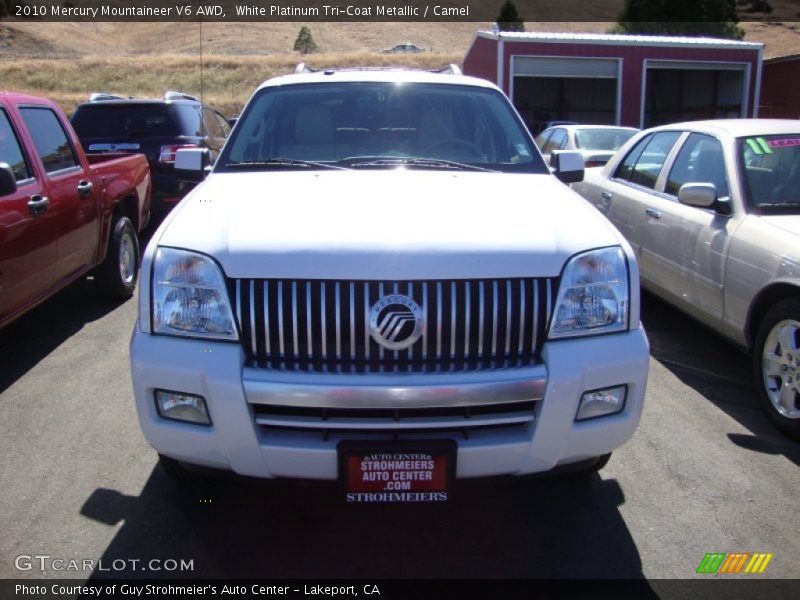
top-left (82, 467), bottom-right (654, 583)
top-left (641, 291), bottom-right (799, 466)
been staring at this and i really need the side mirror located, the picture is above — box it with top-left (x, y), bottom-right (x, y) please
top-left (678, 182), bottom-right (717, 208)
top-left (174, 148), bottom-right (211, 183)
top-left (0, 162), bottom-right (17, 196)
top-left (227, 117), bottom-right (238, 129)
top-left (551, 150), bottom-right (584, 184)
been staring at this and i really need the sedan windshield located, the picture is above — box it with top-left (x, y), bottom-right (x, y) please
top-left (739, 134), bottom-right (800, 212)
top-left (574, 128), bottom-right (637, 151)
top-left (217, 81), bottom-right (547, 173)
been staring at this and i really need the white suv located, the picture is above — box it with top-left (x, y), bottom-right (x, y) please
top-left (130, 67), bottom-right (649, 502)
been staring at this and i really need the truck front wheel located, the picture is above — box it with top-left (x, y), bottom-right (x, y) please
top-left (753, 297), bottom-right (800, 441)
top-left (95, 215), bottom-right (139, 300)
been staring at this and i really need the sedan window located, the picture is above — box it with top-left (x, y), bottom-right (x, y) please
top-left (543, 128), bottom-right (567, 154)
top-left (666, 133), bottom-right (729, 199)
top-left (616, 131), bottom-right (680, 190)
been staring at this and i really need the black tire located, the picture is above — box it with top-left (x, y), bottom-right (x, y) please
top-left (589, 452), bottom-right (613, 472)
top-left (158, 454), bottom-right (208, 485)
top-left (753, 298), bottom-right (800, 441)
top-left (550, 452), bottom-right (612, 477)
top-left (95, 215), bottom-right (139, 300)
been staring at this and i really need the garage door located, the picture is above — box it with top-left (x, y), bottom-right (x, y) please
top-left (644, 61), bottom-right (747, 128)
top-left (511, 56), bottom-right (620, 134)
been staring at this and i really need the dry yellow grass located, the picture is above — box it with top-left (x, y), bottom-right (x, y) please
top-left (0, 52), bottom-right (462, 116)
top-left (1, 20), bottom-right (798, 117)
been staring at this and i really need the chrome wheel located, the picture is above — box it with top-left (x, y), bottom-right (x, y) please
top-left (118, 231), bottom-right (135, 285)
top-left (762, 319), bottom-right (800, 419)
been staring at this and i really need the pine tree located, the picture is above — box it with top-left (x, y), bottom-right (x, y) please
top-left (495, 1), bottom-right (525, 33)
top-left (293, 26), bottom-right (319, 55)
top-left (613, 0), bottom-right (744, 40)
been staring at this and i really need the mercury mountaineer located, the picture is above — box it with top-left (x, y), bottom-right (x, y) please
top-left (129, 66), bottom-right (649, 501)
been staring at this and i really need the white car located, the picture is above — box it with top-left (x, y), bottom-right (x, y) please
top-left (573, 119), bottom-right (800, 440)
top-left (130, 67), bottom-right (649, 501)
top-left (535, 125), bottom-right (639, 168)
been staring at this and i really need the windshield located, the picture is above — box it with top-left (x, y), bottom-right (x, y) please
top-left (574, 128), bottom-right (637, 151)
top-left (71, 103), bottom-right (202, 139)
top-left (217, 82), bottom-right (547, 173)
top-left (739, 134), bottom-right (800, 212)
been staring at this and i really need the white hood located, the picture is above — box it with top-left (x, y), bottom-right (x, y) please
top-left (156, 169), bottom-right (623, 279)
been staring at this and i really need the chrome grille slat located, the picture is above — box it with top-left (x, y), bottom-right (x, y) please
top-left (277, 281), bottom-right (284, 358)
top-left (291, 281), bottom-right (299, 358)
top-left (363, 282), bottom-right (370, 361)
top-left (505, 280), bottom-right (512, 356)
top-left (518, 279), bottom-right (525, 355)
top-left (478, 281), bottom-right (485, 357)
top-left (422, 282), bottom-right (428, 359)
top-left (235, 277), bottom-right (556, 371)
top-left (349, 282), bottom-right (356, 360)
top-left (491, 280), bottom-right (499, 358)
top-left (464, 282), bottom-right (471, 360)
top-left (249, 280), bottom-right (256, 357)
top-left (335, 282), bottom-right (342, 360)
top-left (450, 281), bottom-right (456, 360)
top-left (532, 280), bottom-right (539, 355)
top-left (305, 282), bottom-right (312, 359)
top-left (320, 282), bottom-right (327, 360)
top-left (436, 282), bottom-right (443, 360)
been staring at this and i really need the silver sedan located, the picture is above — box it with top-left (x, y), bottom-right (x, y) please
top-left (535, 124), bottom-right (638, 167)
top-left (573, 119), bottom-right (800, 440)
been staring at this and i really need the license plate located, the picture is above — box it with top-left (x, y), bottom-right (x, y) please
top-left (338, 440), bottom-right (456, 503)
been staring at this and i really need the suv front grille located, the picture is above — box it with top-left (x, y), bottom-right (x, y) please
top-left (230, 278), bottom-right (557, 372)
top-left (252, 401), bottom-right (536, 440)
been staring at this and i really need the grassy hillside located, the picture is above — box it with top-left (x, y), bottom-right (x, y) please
top-left (0, 20), bottom-right (798, 117)
top-left (0, 52), bottom-right (462, 116)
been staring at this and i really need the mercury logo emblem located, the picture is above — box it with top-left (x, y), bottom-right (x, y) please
top-left (368, 294), bottom-right (425, 350)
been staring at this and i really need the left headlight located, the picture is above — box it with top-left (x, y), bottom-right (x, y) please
top-left (549, 246), bottom-right (629, 339)
top-left (152, 247), bottom-right (238, 340)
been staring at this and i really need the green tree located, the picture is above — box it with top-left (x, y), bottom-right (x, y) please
top-left (495, 1), bottom-right (525, 32)
top-left (612, 0), bottom-right (744, 40)
top-left (293, 26), bottom-right (318, 55)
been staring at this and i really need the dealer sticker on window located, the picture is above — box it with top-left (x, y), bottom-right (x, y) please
top-left (338, 440), bottom-right (456, 503)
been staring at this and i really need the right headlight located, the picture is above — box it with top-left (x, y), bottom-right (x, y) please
top-left (151, 247), bottom-right (238, 341)
top-left (549, 246), bottom-right (629, 339)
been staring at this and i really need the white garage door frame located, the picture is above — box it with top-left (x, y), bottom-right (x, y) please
top-left (509, 54), bottom-right (624, 125)
top-left (640, 59), bottom-right (752, 129)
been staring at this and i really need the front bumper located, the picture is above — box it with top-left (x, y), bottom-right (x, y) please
top-left (130, 326), bottom-right (649, 479)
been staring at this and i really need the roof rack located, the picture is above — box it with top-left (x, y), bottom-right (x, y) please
top-left (164, 90), bottom-right (199, 102)
top-left (293, 63), bottom-right (463, 75)
top-left (439, 64), bottom-right (462, 75)
top-left (88, 92), bottom-right (126, 102)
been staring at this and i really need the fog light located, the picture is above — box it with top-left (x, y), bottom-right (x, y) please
top-left (576, 385), bottom-right (626, 421)
top-left (155, 390), bottom-right (211, 425)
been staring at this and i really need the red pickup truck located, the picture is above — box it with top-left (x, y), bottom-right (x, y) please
top-left (0, 92), bottom-right (151, 328)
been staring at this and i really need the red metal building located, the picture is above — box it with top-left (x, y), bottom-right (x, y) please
top-left (462, 31), bottom-right (764, 134)
top-left (760, 54), bottom-right (800, 119)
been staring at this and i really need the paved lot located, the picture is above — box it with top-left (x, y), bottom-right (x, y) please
top-left (0, 259), bottom-right (798, 582)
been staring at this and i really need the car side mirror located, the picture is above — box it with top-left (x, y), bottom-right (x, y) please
top-left (551, 150), bottom-right (584, 184)
top-left (0, 162), bottom-right (17, 196)
top-left (174, 148), bottom-right (211, 183)
top-left (678, 182), bottom-right (717, 208)
top-left (227, 117), bottom-right (238, 129)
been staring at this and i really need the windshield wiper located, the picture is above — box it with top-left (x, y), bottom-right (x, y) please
top-left (225, 158), bottom-right (348, 170)
top-left (339, 156), bottom-right (499, 173)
